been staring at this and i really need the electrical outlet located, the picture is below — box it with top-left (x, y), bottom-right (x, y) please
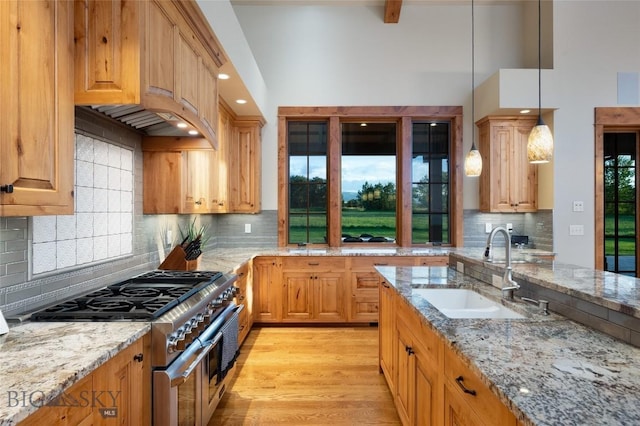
top-left (573, 201), bottom-right (584, 212)
top-left (569, 225), bottom-right (584, 236)
top-left (166, 230), bottom-right (172, 245)
top-left (456, 261), bottom-right (464, 273)
top-left (506, 223), bottom-right (513, 233)
top-left (485, 223), bottom-right (492, 233)
top-left (244, 223), bottom-right (252, 233)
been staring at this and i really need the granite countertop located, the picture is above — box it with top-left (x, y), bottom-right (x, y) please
top-left (0, 322), bottom-right (150, 425)
top-left (375, 265), bottom-right (640, 426)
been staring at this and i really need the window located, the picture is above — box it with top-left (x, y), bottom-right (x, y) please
top-left (603, 132), bottom-right (637, 276)
top-left (278, 106), bottom-right (463, 247)
top-left (341, 122), bottom-right (397, 243)
top-left (288, 122), bottom-right (328, 244)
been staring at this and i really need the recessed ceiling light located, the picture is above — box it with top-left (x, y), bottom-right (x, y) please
top-left (236, 99), bottom-right (247, 104)
top-left (188, 130), bottom-right (199, 135)
top-left (177, 122), bottom-right (188, 128)
top-left (520, 109), bottom-right (531, 114)
top-left (218, 73), bottom-right (230, 80)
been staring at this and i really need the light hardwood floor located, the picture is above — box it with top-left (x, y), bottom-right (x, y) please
top-left (211, 326), bottom-right (401, 425)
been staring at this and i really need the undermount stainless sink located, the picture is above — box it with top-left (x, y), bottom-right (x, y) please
top-left (412, 288), bottom-right (525, 319)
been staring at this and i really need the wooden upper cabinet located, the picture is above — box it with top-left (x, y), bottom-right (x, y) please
top-left (230, 119), bottom-right (263, 213)
top-left (0, 0), bottom-right (75, 216)
top-left (477, 116), bottom-right (538, 213)
top-left (74, 0), bottom-right (225, 148)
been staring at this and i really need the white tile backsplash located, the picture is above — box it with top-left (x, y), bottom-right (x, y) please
top-left (94, 212), bottom-right (108, 236)
top-left (31, 135), bottom-right (134, 276)
top-left (76, 160), bottom-right (94, 187)
top-left (76, 213), bottom-right (94, 238)
top-left (56, 215), bottom-right (77, 240)
top-left (94, 140), bottom-right (109, 165)
top-left (94, 164), bottom-right (108, 189)
top-left (32, 216), bottom-right (56, 243)
top-left (76, 134), bottom-right (93, 162)
top-left (108, 189), bottom-right (121, 212)
top-left (94, 188), bottom-right (109, 212)
top-left (108, 144), bottom-right (121, 168)
top-left (32, 242), bottom-right (57, 274)
top-left (56, 240), bottom-right (77, 269)
top-left (76, 237), bottom-right (94, 265)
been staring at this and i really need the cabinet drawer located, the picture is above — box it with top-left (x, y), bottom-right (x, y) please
top-left (444, 346), bottom-right (516, 426)
top-left (282, 257), bottom-right (345, 271)
top-left (397, 298), bottom-right (440, 364)
top-left (350, 256), bottom-right (416, 270)
top-left (416, 256), bottom-right (449, 266)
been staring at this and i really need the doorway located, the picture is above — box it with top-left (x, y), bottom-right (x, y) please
top-left (595, 107), bottom-right (640, 275)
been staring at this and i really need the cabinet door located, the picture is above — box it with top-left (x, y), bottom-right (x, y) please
top-left (511, 123), bottom-right (538, 211)
top-left (182, 150), bottom-right (215, 213)
top-left (379, 281), bottom-right (396, 391)
top-left (444, 383), bottom-right (486, 426)
top-left (252, 257), bottom-right (282, 322)
top-left (395, 320), bottom-right (415, 425)
top-left (74, 0), bottom-right (141, 104)
top-left (415, 344), bottom-right (439, 426)
top-left (1, 0), bottom-right (74, 216)
top-left (143, 151), bottom-right (182, 214)
top-left (199, 62), bottom-right (219, 146)
top-left (313, 272), bottom-right (346, 321)
top-left (176, 31), bottom-right (200, 115)
top-left (144, 1), bottom-right (175, 101)
top-left (211, 103), bottom-right (232, 212)
top-left (229, 122), bottom-right (261, 213)
top-left (349, 271), bottom-right (380, 322)
top-left (282, 272), bottom-right (313, 321)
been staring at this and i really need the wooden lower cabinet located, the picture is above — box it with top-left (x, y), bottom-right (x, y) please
top-left (381, 288), bottom-right (516, 426)
top-left (281, 257), bottom-right (346, 322)
top-left (234, 261), bottom-right (253, 345)
top-left (19, 334), bottom-right (150, 426)
top-left (395, 300), bottom-right (442, 426)
top-left (443, 345), bottom-right (516, 426)
top-left (252, 257), bottom-right (283, 322)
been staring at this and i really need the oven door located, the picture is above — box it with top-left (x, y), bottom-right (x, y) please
top-left (201, 304), bottom-right (244, 423)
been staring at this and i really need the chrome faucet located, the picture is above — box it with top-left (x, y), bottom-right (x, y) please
top-left (483, 226), bottom-right (520, 300)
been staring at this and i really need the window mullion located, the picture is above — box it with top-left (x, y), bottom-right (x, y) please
top-left (327, 116), bottom-right (341, 246)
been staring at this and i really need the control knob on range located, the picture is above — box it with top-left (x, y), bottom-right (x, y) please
top-left (167, 335), bottom-right (178, 354)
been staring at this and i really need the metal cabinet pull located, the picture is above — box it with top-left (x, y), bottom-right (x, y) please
top-left (308, 262), bottom-right (320, 266)
top-left (455, 376), bottom-right (477, 396)
top-left (406, 346), bottom-right (414, 355)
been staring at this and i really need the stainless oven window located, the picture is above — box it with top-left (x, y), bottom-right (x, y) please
top-left (207, 343), bottom-right (221, 405)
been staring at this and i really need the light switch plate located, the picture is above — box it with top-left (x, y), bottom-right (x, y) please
top-left (569, 225), bottom-right (584, 236)
top-left (244, 224), bottom-right (252, 233)
top-left (485, 223), bottom-right (492, 233)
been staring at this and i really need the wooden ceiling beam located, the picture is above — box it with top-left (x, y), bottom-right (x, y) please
top-left (384, 0), bottom-right (402, 23)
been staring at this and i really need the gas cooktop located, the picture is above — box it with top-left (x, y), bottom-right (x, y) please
top-left (30, 270), bottom-right (224, 321)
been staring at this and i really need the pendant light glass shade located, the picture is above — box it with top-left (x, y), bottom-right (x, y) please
top-left (464, 144), bottom-right (482, 177)
top-left (527, 0), bottom-right (553, 164)
top-left (527, 117), bottom-right (553, 163)
top-left (464, 0), bottom-right (482, 177)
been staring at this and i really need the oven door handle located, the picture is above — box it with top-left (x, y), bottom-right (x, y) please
top-left (170, 331), bottom-right (223, 387)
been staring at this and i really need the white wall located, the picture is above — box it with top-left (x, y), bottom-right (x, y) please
top-left (228, 0), bottom-right (640, 267)
top-left (550, 1), bottom-right (640, 266)
top-left (231, 2), bottom-right (527, 211)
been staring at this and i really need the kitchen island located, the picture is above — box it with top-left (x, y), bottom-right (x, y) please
top-left (3, 246), bottom-right (640, 425)
top-left (376, 264), bottom-right (640, 426)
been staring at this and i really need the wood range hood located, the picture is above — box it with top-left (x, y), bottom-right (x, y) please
top-left (74, 0), bottom-right (227, 149)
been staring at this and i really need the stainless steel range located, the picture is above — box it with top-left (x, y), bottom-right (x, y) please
top-left (31, 269), bottom-right (241, 426)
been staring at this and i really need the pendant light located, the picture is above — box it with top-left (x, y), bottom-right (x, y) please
top-left (464, 0), bottom-right (482, 177)
top-left (527, 0), bottom-right (553, 163)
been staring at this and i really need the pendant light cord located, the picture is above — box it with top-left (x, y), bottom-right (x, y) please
top-left (537, 0), bottom-right (542, 122)
top-left (471, 0), bottom-right (476, 150)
